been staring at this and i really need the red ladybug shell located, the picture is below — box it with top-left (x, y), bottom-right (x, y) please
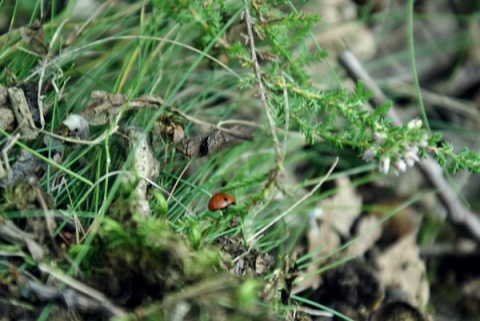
top-left (208, 192), bottom-right (236, 211)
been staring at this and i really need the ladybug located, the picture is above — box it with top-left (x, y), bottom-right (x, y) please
top-left (208, 192), bottom-right (236, 211)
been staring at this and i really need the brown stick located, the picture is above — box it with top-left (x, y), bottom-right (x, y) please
top-left (243, 1), bottom-right (283, 170)
top-left (18, 275), bottom-right (126, 317)
top-left (169, 107), bottom-right (253, 141)
top-left (339, 50), bottom-right (480, 241)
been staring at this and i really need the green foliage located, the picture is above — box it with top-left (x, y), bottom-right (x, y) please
top-left (149, 0), bottom-right (480, 175)
top-left (151, 190), bottom-right (169, 216)
top-left (236, 279), bottom-right (261, 308)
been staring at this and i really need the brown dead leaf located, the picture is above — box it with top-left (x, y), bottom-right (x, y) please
top-left (375, 232), bottom-right (430, 307)
top-left (346, 214), bottom-right (382, 256)
top-left (311, 209), bottom-right (341, 253)
top-left (0, 84), bottom-right (7, 103)
top-left (177, 126), bottom-right (252, 158)
top-left (294, 225), bottom-right (335, 292)
top-left (215, 235), bottom-right (274, 279)
top-left (320, 176), bottom-right (362, 238)
top-left (292, 211), bottom-right (334, 294)
top-left (293, 177), bottom-right (362, 293)
top-left (0, 150), bottom-right (46, 188)
top-left (20, 20), bottom-right (48, 55)
top-left (80, 91), bottom-right (163, 125)
top-left (6, 86), bottom-right (38, 139)
top-left (291, 209), bottom-right (340, 294)
top-left (0, 86), bottom-right (15, 130)
top-left (0, 107), bottom-right (15, 131)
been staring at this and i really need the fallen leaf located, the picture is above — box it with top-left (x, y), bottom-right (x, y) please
top-left (7, 87), bottom-right (38, 139)
top-left (375, 232), bottom-right (430, 307)
top-left (20, 20), bottom-right (48, 55)
top-left (319, 176), bottom-right (362, 238)
top-left (292, 209), bottom-right (340, 294)
top-left (346, 214), bottom-right (382, 256)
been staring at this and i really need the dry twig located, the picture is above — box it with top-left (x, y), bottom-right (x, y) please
top-left (15, 264), bottom-right (126, 317)
top-left (243, 1), bottom-right (283, 172)
top-left (169, 107), bottom-right (253, 140)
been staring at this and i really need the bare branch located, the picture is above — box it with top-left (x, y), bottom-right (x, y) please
top-left (169, 107), bottom-right (253, 141)
top-left (17, 268), bottom-right (126, 317)
top-left (243, 1), bottom-right (283, 172)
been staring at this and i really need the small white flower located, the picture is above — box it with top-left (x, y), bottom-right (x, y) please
top-left (379, 157), bottom-right (390, 174)
top-left (393, 159), bottom-right (407, 175)
top-left (404, 150), bottom-right (419, 167)
top-left (407, 119), bottom-right (423, 129)
top-left (405, 145), bottom-right (419, 154)
top-left (418, 134), bottom-right (428, 147)
top-left (374, 132), bottom-right (387, 145)
top-left (362, 148), bottom-right (377, 162)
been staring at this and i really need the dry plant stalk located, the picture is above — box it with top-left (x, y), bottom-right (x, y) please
top-left (243, 1), bottom-right (283, 173)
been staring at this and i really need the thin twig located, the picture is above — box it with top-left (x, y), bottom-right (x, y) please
top-left (243, 1), bottom-right (283, 170)
top-left (37, 19), bottom-right (69, 129)
top-left (420, 240), bottom-right (478, 257)
top-left (297, 306), bottom-right (333, 318)
top-left (40, 125), bottom-right (119, 145)
top-left (169, 107), bottom-right (253, 141)
top-left (167, 159), bottom-right (192, 202)
top-left (339, 50), bottom-right (480, 242)
top-left (34, 180), bottom-right (59, 255)
top-left (33, 263), bottom-right (126, 317)
top-left (281, 72), bottom-right (290, 160)
top-left (218, 118), bottom-right (323, 142)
